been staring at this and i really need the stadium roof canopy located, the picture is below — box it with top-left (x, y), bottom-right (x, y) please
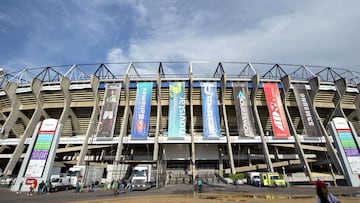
top-left (0, 62), bottom-right (359, 88)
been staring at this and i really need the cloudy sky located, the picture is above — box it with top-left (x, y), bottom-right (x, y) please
top-left (0, 0), bottom-right (359, 76)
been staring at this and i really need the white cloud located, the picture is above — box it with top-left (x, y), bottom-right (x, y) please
top-left (107, 48), bottom-right (128, 63)
top-left (106, 1), bottom-right (360, 75)
top-left (2, 1), bottom-right (359, 77)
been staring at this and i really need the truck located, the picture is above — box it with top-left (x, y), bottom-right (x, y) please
top-left (260, 172), bottom-right (286, 187)
top-left (68, 165), bottom-right (104, 188)
top-left (246, 172), bottom-right (261, 186)
top-left (50, 174), bottom-right (70, 192)
top-left (131, 164), bottom-right (157, 190)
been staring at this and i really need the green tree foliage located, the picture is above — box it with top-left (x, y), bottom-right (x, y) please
top-left (229, 173), bottom-right (246, 181)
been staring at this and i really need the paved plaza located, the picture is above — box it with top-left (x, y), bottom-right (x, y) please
top-left (1, 183), bottom-right (359, 203)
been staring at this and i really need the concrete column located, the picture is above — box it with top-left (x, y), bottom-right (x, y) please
top-left (3, 78), bottom-right (45, 175)
top-left (153, 73), bottom-right (162, 161)
top-left (18, 111), bottom-right (30, 127)
top-left (189, 69), bottom-right (196, 180)
top-left (1, 81), bottom-right (21, 138)
top-left (331, 78), bottom-right (348, 120)
top-left (251, 74), bottom-right (273, 172)
top-left (115, 74), bottom-right (131, 163)
top-left (308, 76), bottom-right (343, 174)
top-left (281, 75), bottom-right (312, 180)
top-left (357, 83), bottom-right (360, 113)
top-left (58, 76), bottom-right (71, 125)
top-left (346, 84), bottom-right (360, 136)
top-left (77, 75), bottom-right (100, 165)
top-left (220, 74), bottom-right (235, 174)
top-left (347, 85), bottom-right (360, 121)
top-left (69, 109), bottom-right (81, 136)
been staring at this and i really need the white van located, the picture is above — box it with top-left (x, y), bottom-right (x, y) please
top-left (50, 174), bottom-right (70, 192)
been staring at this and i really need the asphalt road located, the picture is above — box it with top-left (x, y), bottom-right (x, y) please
top-left (1, 183), bottom-right (359, 203)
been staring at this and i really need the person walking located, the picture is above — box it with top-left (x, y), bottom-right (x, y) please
top-left (75, 180), bottom-right (81, 194)
top-left (316, 180), bottom-right (341, 203)
top-left (28, 183), bottom-right (34, 196)
top-left (235, 179), bottom-right (241, 191)
top-left (110, 179), bottom-right (114, 191)
top-left (45, 179), bottom-right (51, 194)
top-left (113, 179), bottom-right (119, 196)
top-left (38, 180), bottom-right (45, 194)
top-left (196, 177), bottom-right (203, 193)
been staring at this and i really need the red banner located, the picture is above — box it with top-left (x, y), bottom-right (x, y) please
top-left (263, 83), bottom-right (290, 138)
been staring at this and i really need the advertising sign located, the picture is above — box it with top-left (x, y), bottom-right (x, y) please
top-left (168, 82), bottom-right (186, 138)
top-left (292, 84), bottom-right (320, 137)
top-left (97, 83), bottom-right (121, 139)
top-left (25, 119), bottom-right (58, 178)
top-left (201, 82), bottom-right (221, 139)
top-left (131, 82), bottom-right (153, 139)
top-left (263, 83), bottom-right (290, 138)
top-left (233, 82), bottom-right (256, 137)
top-left (333, 117), bottom-right (360, 173)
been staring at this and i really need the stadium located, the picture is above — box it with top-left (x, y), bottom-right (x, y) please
top-left (0, 62), bottom-right (359, 187)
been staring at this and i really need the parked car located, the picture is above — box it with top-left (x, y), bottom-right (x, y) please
top-left (50, 175), bottom-right (70, 192)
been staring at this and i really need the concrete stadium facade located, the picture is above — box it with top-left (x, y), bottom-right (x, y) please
top-left (0, 62), bottom-right (359, 185)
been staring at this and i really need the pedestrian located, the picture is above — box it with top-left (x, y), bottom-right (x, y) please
top-left (120, 179), bottom-right (125, 193)
top-left (46, 179), bottom-right (51, 194)
top-left (315, 180), bottom-right (341, 203)
top-left (235, 179), bottom-right (241, 191)
top-left (38, 180), bottom-right (44, 194)
top-left (127, 179), bottom-right (132, 192)
top-left (16, 181), bottom-right (23, 194)
top-left (28, 183), bottom-right (34, 196)
top-left (110, 178), bottom-right (114, 190)
top-left (124, 179), bottom-right (132, 192)
top-left (196, 177), bottom-right (203, 193)
top-left (75, 180), bottom-right (81, 194)
top-left (113, 179), bottom-right (119, 196)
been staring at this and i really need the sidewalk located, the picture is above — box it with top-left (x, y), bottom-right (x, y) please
top-left (1, 183), bottom-right (359, 203)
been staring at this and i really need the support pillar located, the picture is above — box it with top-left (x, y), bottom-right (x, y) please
top-left (1, 81), bottom-right (21, 138)
top-left (251, 74), bottom-right (273, 172)
top-left (308, 76), bottom-right (343, 174)
top-left (58, 76), bottom-right (71, 125)
top-left (153, 71), bottom-right (162, 161)
top-left (281, 75), bottom-right (312, 180)
top-left (220, 74), bottom-right (235, 174)
top-left (77, 75), bottom-right (100, 165)
top-left (115, 74), bottom-right (131, 163)
top-left (189, 63), bottom-right (196, 181)
top-left (3, 79), bottom-right (45, 175)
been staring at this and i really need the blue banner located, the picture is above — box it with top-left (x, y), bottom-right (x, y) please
top-left (131, 82), bottom-right (153, 139)
top-left (201, 82), bottom-right (221, 139)
top-left (168, 82), bottom-right (186, 138)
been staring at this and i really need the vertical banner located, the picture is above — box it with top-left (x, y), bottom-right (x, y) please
top-left (233, 82), bottom-right (256, 137)
top-left (201, 82), bottom-right (221, 139)
top-left (97, 83), bottom-right (121, 139)
top-left (131, 82), bottom-right (153, 139)
top-left (168, 82), bottom-right (186, 138)
top-left (25, 119), bottom-right (58, 178)
top-left (292, 84), bottom-right (320, 137)
top-left (263, 83), bottom-right (291, 138)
